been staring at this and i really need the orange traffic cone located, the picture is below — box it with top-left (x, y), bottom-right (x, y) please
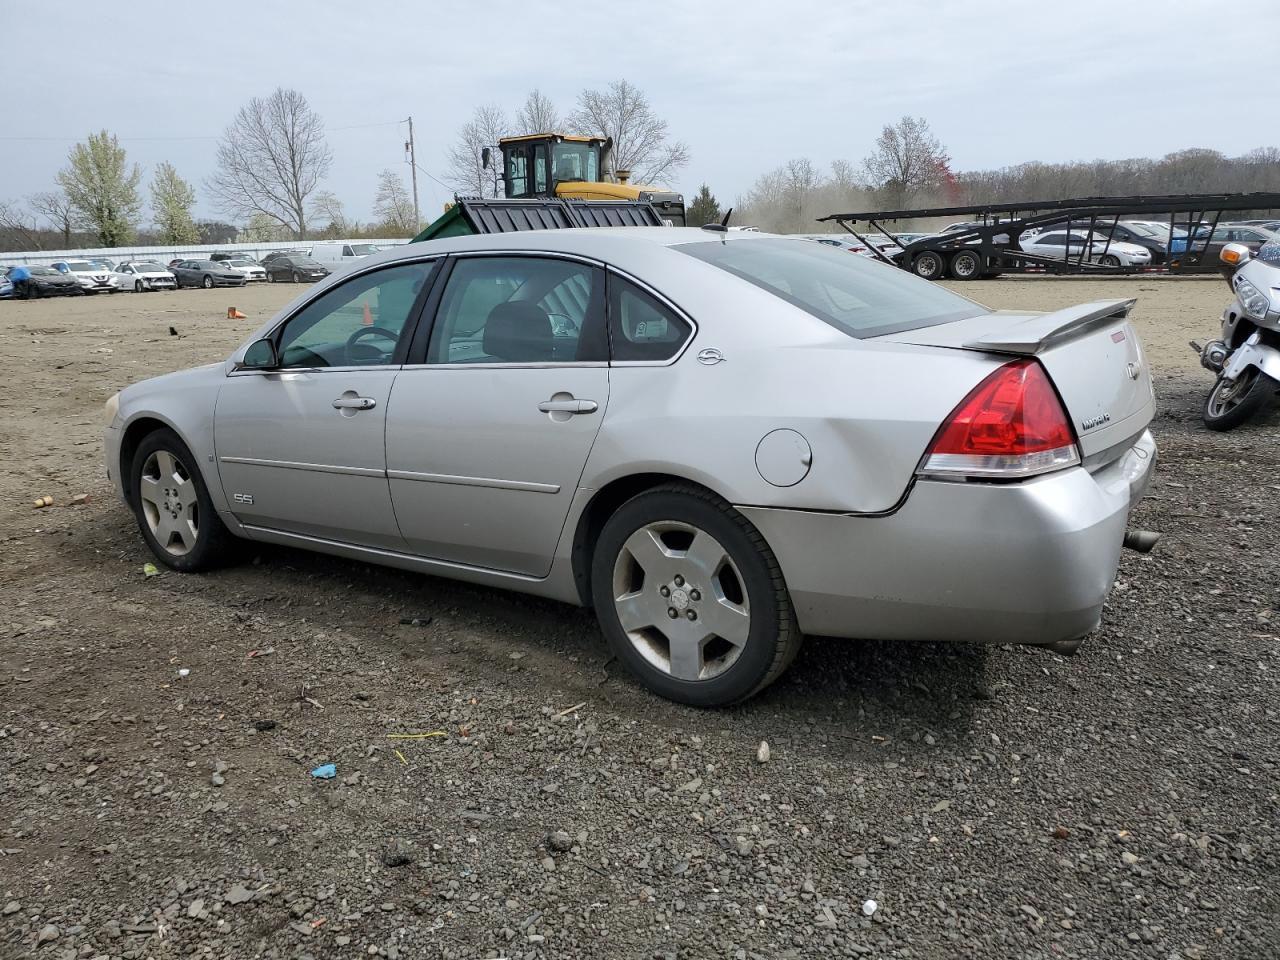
top-left (362, 301), bottom-right (373, 326)
top-left (227, 307), bottom-right (247, 320)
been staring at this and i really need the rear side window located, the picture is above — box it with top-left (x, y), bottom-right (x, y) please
top-left (609, 276), bottom-right (692, 362)
top-left (676, 238), bottom-right (986, 338)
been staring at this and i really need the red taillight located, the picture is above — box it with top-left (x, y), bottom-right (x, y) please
top-left (920, 359), bottom-right (1080, 479)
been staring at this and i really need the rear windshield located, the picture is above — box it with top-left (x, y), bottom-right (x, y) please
top-left (676, 237), bottom-right (988, 338)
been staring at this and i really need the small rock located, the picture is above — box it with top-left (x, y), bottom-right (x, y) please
top-left (861, 899), bottom-right (878, 917)
top-left (735, 837), bottom-right (754, 857)
top-left (335, 936), bottom-right (351, 946)
top-left (2, 901), bottom-right (19, 915)
top-left (381, 841), bottom-right (413, 868)
top-left (253, 720), bottom-right (276, 732)
top-left (548, 830), bottom-right (572, 853)
top-left (1052, 826), bottom-right (1071, 840)
top-left (930, 799), bottom-right (951, 813)
top-left (849, 854), bottom-right (870, 870)
top-left (37, 924), bottom-right (59, 945)
top-left (756, 741), bottom-right (771, 763)
top-left (1121, 851), bottom-right (1139, 865)
top-left (211, 773), bottom-right (225, 787)
top-left (187, 899), bottom-right (204, 919)
top-left (540, 856), bottom-right (556, 872)
top-left (225, 884), bottom-right (255, 905)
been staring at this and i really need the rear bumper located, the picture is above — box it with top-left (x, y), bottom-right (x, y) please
top-left (740, 429), bottom-right (1156, 645)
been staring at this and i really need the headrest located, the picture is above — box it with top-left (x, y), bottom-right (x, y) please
top-left (483, 301), bottom-right (554, 362)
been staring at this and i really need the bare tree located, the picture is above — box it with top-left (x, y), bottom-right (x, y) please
top-left (567, 79), bottom-right (688, 185)
top-left (447, 104), bottom-right (508, 198)
top-left (514, 89), bottom-right (561, 135)
top-left (207, 88), bottom-right (333, 239)
top-left (0, 200), bottom-right (44, 251)
top-left (862, 116), bottom-right (950, 208)
top-left (373, 169), bottom-right (417, 234)
top-left (310, 190), bottom-right (353, 238)
top-left (29, 191), bottom-right (79, 247)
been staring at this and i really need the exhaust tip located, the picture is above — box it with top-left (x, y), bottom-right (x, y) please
top-left (1123, 529), bottom-right (1161, 554)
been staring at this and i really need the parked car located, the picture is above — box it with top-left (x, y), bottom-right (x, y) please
top-left (1019, 230), bottom-right (1152, 267)
top-left (52, 259), bottom-right (121, 294)
top-left (794, 234), bottom-right (901, 260)
top-left (0, 271), bottom-right (12, 299)
top-left (220, 258), bottom-right (267, 283)
top-left (104, 229), bottom-right (1156, 705)
top-left (1088, 221), bottom-right (1181, 264)
top-left (113, 260), bottom-right (177, 292)
top-left (1194, 224), bottom-right (1279, 262)
top-left (309, 241), bottom-right (382, 269)
top-left (10, 264), bottom-right (83, 298)
top-left (263, 255), bottom-right (330, 283)
top-left (170, 259), bottom-right (248, 289)
top-left (260, 250), bottom-right (307, 266)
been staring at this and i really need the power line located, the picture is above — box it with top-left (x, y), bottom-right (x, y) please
top-left (0, 120), bottom-right (404, 143)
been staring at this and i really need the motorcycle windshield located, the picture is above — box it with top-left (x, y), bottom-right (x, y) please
top-left (1257, 240), bottom-right (1280, 266)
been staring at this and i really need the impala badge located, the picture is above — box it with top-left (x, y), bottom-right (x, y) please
top-left (1080, 413), bottom-right (1111, 431)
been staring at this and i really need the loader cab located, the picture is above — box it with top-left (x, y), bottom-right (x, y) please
top-left (490, 133), bottom-right (607, 199)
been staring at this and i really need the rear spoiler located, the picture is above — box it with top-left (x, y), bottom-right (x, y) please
top-left (965, 299), bottom-right (1135, 355)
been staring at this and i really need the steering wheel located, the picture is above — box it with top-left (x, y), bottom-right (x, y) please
top-left (345, 325), bottom-right (399, 364)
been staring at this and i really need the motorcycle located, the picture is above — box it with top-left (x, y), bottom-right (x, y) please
top-left (1190, 241), bottom-right (1280, 430)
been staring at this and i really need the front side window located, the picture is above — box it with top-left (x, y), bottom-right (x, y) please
top-left (275, 260), bottom-right (437, 368)
top-left (609, 276), bottom-right (692, 362)
top-left (428, 256), bottom-right (604, 364)
top-left (677, 238), bottom-right (987, 339)
top-left (506, 148), bottom-right (529, 197)
top-left (551, 142), bottom-right (598, 184)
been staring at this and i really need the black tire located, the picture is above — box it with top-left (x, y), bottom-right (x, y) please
top-left (292, 271), bottom-right (302, 283)
top-left (26, 284), bottom-right (39, 300)
top-left (949, 249), bottom-right (982, 280)
top-left (912, 250), bottom-right (945, 280)
top-left (266, 271), bottom-right (275, 283)
top-left (1203, 368), bottom-right (1275, 431)
top-left (202, 275), bottom-right (214, 289)
top-left (590, 483), bottom-right (801, 706)
top-left (131, 428), bottom-right (239, 572)
top-left (1098, 254), bottom-right (1121, 267)
top-left (135, 281), bottom-right (144, 293)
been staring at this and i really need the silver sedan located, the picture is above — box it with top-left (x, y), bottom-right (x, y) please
top-left (104, 228), bottom-right (1157, 705)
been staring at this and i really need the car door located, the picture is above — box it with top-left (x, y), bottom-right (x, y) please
top-left (215, 258), bottom-right (439, 548)
top-left (385, 254), bottom-right (610, 576)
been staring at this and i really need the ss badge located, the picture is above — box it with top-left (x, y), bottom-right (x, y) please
top-left (233, 493), bottom-right (254, 505)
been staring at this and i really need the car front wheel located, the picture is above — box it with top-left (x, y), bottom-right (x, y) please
top-left (131, 428), bottom-right (238, 571)
top-left (591, 484), bottom-right (801, 706)
top-left (202, 275), bottom-right (214, 289)
top-left (266, 271), bottom-right (275, 283)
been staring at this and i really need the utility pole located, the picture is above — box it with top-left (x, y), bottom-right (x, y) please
top-left (404, 116), bottom-right (421, 231)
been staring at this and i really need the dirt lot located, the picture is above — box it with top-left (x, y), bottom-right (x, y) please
top-left (0, 276), bottom-right (1276, 960)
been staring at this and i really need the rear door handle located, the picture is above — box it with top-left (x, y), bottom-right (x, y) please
top-left (538, 398), bottom-right (598, 415)
top-left (332, 396), bottom-right (377, 410)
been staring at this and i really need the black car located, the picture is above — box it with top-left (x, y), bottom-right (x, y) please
top-left (11, 265), bottom-right (83, 299)
top-left (264, 255), bottom-right (330, 283)
top-left (171, 260), bottom-right (248, 289)
top-left (1090, 221), bottom-right (1177, 264)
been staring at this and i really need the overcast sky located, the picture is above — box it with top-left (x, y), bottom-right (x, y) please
top-left (2, 0), bottom-right (1275, 229)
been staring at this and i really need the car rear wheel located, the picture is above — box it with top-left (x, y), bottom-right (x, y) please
top-left (591, 483), bottom-right (801, 706)
top-left (131, 428), bottom-right (238, 572)
top-left (912, 251), bottom-right (945, 280)
top-left (202, 275), bottom-right (214, 289)
top-left (949, 250), bottom-right (982, 280)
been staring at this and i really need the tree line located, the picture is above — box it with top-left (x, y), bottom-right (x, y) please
top-left (0, 88), bottom-right (419, 253)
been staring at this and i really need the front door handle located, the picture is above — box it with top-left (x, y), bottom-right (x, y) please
top-left (332, 396), bottom-right (377, 411)
top-left (538, 398), bottom-right (598, 415)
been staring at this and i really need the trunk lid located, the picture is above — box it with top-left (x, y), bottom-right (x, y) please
top-left (883, 299), bottom-right (1155, 460)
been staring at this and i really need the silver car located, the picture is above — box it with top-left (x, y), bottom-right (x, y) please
top-left (104, 229), bottom-right (1157, 705)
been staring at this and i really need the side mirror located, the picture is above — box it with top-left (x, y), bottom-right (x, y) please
top-left (1220, 242), bottom-right (1251, 267)
top-left (481, 147), bottom-right (491, 170)
top-left (238, 338), bottom-right (278, 370)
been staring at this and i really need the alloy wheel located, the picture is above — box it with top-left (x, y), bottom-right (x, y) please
top-left (610, 520), bottom-right (750, 682)
top-left (138, 449), bottom-right (199, 557)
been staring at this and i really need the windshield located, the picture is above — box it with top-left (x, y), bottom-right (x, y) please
top-left (132, 261), bottom-right (165, 271)
top-left (1258, 240), bottom-right (1280, 265)
top-left (293, 258), bottom-right (324, 268)
top-left (227, 259), bottom-right (255, 267)
top-left (551, 142), bottom-right (599, 183)
top-left (67, 260), bottom-right (94, 271)
top-left (677, 237), bottom-right (988, 338)
top-left (346, 244), bottom-right (378, 256)
top-left (31, 266), bottom-right (57, 276)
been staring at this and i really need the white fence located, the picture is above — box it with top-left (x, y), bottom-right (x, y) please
top-left (0, 238), bottom-right (411, 267)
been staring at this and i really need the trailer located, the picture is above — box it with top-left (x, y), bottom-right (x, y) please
top-left (819, 192), bottom-right (1280, 280)
top-left (411, 196), bottom-right (665, 243)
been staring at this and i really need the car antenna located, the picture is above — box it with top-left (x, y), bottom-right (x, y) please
top-left (701, 207), bottom-right (732, 233)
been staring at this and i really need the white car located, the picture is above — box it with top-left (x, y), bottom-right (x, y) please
top-left (1019, 231), bottom-right (1152, 267)
top-left (221, 258), bottom-right (268, 283)
top-left (52, 259), bottom-right (120, 294)
top-left (114, 260), bottom-right (177, 292)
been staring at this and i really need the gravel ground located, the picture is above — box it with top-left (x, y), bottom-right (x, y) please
top-left (0, 278), bottom-right (1276, 960)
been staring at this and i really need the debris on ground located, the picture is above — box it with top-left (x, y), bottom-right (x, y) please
top-left (756, 740), bottom-right (771, 763)
top-left (310, 763), bottom-right (337, 779)
top-left (142, 562), bottom-right (160, 578)
top-left (33, 496), bottom-right (53, 509)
